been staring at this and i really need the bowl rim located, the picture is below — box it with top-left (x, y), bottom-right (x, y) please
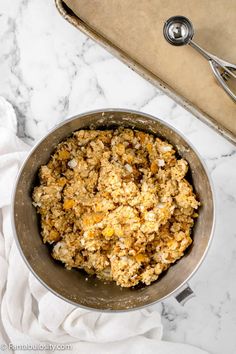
top-left (11, 108), bottom-right (216, 312)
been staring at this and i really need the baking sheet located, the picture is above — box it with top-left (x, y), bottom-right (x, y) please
top-left (56, 0), bottom-right (236, 144)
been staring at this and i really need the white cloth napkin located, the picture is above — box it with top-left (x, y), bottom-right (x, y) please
top-left (0, 97), bottom-right (209, 354)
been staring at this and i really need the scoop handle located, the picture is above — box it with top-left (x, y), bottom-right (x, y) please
top-left (209, 60), bottom-right (236, 102)
top-left (189, 40), bottom-right (212, 60)
top-left (189, 40), bottom-right (236, 102)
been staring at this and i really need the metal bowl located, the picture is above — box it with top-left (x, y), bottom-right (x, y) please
top-left (12, 109), bottom-right (215, 311)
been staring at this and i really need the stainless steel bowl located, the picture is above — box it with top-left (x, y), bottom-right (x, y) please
top-left (12, 109), bottom-right (215, 311)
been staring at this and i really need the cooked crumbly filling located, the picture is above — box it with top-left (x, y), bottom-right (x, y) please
top-left (32, 128), bottom-right (199, 287)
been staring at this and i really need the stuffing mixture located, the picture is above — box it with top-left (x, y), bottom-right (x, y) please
top-left (32, 128), bottom-right (199, 287)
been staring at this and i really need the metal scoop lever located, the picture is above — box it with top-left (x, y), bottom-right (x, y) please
top-left (163, 16), bottom-right (236, 102)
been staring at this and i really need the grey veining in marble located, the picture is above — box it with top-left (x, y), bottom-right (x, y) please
top-left (0, 1), bottom-right (236, 353)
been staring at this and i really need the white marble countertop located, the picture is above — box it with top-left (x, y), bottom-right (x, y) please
top-left (1, 1), bottom-right (236, 353)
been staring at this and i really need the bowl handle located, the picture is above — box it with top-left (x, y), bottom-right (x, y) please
top-left (174, 283), bottom-right (195, 305)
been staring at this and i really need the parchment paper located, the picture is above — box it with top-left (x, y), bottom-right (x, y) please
top-left (63, 0), bottom-right (236, 137)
